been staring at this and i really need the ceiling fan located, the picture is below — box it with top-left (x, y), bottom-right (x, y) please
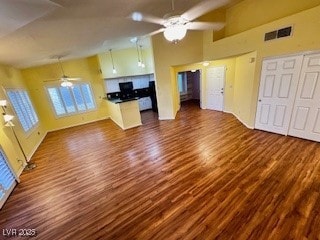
top-left (44, 57), bottom-right (81, 87)
top-left (130, 0), bottom-right (229, 43)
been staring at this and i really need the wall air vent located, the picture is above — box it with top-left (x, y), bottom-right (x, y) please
top-left (264, 26), bottom-right (292, 42)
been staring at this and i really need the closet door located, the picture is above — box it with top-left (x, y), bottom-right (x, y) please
top-left (289, 53), bottom-right (320, 142)
top-left (0, 148), bottom-right (17, 209)
top-left (255, 55), bottom-right (303, 134)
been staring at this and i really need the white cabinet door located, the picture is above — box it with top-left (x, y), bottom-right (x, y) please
top-left (289, 53), bottom-right (320, 141)
top-left (138, 97), bottom-right (152, 111)
top-left (132, 78), bottom-right (141, 89)
top-left (206, 66), bottom-right (225, 111)
top-left (138, 98), bottom-right (144, 111)
top-left (255, 55), bottom-right (303, 135)
top-left (144, 97), bottom-right (152, 109)
top-left (140, 76), bottom-right (150, 88)
top-left (106, 79), bottom-right (120, 93)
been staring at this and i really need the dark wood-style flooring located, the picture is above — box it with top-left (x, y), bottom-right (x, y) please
top-left (1, 101), bottom-right (320, 240)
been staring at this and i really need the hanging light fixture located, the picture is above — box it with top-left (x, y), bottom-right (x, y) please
top-left (109, 49), bottom-right (117, 74)
top-left (0, 100), bottom-right (7, 107)
top-left (139, 45), bottom-right (145, 68)
top-left (136, 42), bottom-right (142, 67)
top-left (163, 24), bottom-right (187, 43)
top-left (3, 114), bottom-right (14, 123)
top-left (163, 1), bottom-right (187, 43)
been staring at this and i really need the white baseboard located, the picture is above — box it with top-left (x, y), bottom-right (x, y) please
top-left (17, 165), bottom-right (24, 178)
top-left (158, 117), bottom-right (175, 120)
top-left (26, 131), bottom-right (48, 161)
top-left (224, 110), bottom-right (254, 129)
top-left (123, 123), bottom-right (142, 130)
top-left (48, 117), bottom-right (110, 132)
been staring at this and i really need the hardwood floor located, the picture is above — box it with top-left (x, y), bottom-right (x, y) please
top-left (1, 101), bottom-right (320, 240)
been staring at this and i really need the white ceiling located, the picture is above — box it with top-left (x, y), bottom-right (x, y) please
top-left (0, 0), bottom-right (239, 68)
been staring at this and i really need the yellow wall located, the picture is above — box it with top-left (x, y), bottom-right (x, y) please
top-left (173, 57), bottom-right (238, 116)
top-left (21, 56), bottom-right (109, 132)
top-left (0, 64), bottom-right (46, 175)
top-left (98, 47), bottom-right (154, 79)
top-left (107, 101), bottom-right (123, 128)
top-left (152, 31), bottom-right (203, 119)
top-left (203, 4), bottom-right (320, 127)
top-left (233, 52), bottom-right (257, 127)
top-left (226, 0), bottom-right (320, 36)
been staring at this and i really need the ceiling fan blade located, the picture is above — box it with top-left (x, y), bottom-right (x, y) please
top-left (182, 0), bottom-right (231, 21)
top-left (187, 22), bottom-right (225, 31)
top-left (130, 12), bottom-right (164, 26)
top-left (43, 78), bottom-right (60, 82)
top-left (67, 78), bottom-right (81, 81)
top-left (144, 28), bottom-right (165, 38)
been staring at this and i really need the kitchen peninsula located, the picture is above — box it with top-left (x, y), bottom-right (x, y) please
top-left (107, 98), bottom-right (142, 130)
top-left (104, 76), bottom-right (157, 130)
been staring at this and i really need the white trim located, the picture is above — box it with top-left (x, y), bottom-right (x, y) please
top-left (17, 165), bottom-right (25, 178)
top-left (158, 116), bottom-right (175, 120)
top-left (224, 110), bottom-right (254, 129)
top-left (47, 116), bottom-right (109, 132)
top-left (26, 131), bottom-right (48, 161)
top-left (262, 49), bottom-right (320, 62)
top-left (123, 123), bottom-right (142, 130)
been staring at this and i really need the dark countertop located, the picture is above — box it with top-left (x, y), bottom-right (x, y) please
top-left (105, 97), bottom-right (139, 104)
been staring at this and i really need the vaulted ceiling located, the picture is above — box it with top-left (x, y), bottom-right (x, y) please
top-left (0, 0), bottom-right (241, 68)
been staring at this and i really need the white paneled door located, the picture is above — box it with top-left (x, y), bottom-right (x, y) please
top-left (206, 66), bottom-right (225, 111)
top-left (255, 55), bottom-right (303, 134)
top-left (289, 53), bottom-right (320, 141)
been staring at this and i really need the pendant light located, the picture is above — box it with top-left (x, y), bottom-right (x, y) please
top-left (139, 45), bottom-right (145, 68)
top-left (109, 49), bottom-right (117, 74)
top-left (136, 42), bottom-right (142, 67)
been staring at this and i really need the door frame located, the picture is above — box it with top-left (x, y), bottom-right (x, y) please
top-left (175, 69), bottom-right (203, 110)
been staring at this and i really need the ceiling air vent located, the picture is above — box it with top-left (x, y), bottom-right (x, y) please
top-left (264, 26), bottom-right (292, 42)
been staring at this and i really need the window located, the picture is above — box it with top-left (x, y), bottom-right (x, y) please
top-left (0, 148), bottom-right (16, 209)
top-left (7, 89), bottom-right (39, 132)
top-left (46, 83), bottom-right (96, 117)
top-left (177, 72), bottom-right (187, 93)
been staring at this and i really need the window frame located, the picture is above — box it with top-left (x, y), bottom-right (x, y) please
top-left (5, 88), bottom-right (39, 134)
top-left (45, 82), bottom-right (97, 118)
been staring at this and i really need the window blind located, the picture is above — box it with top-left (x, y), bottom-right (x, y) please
top-left (0, 149), bottom-right (16, 209)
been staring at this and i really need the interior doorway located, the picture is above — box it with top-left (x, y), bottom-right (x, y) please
top-left (177, 70), bottom-right (201, 107)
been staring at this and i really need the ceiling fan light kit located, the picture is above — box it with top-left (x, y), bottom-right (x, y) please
top-left (44, 57), bottom-right (81, 87)
top-left (164, 24), bottom-right (187, 43)
top-left (131, 0), bottom-right (226, 43)
top-left (61, 81), bottom-right (73, 87)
